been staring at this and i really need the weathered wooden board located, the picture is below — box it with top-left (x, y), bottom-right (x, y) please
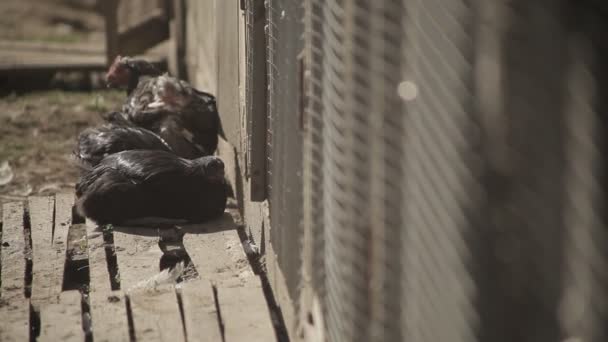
top-left (53, 193), bottom-right (74, 259)
top-left (29, 196), bottom-right (64, 307)
top-left (89, 292), bottom-right (130, 342)
top-left (38, 290), bottom-right (84, 342)
top-left (85, 222), bottom-right (130, 342)
top-left (0, 201), bottom-right (29, 342)
top-left (179, 280), bottom-right (222, 341)
top-left (113, 228), bottom-right (163, 291)
top-left (217, 277), bottom-right (275, 342)
top-left (128, 286), bottom-right (185, 342)
top-left (182, 212), bottom-right (255, 287)
top-left (183, 209), bottom-right (275, 341)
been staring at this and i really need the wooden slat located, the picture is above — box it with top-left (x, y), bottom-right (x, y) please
top-left (129, 286), bottom-right (185, 342)
top-left (0, 201), bottom-right (29, 342)
top-left (217, 277), bottom-right (275, 342)
top-left (53, 193), bottom-right (74, 258)
top-left (29, 196), bottom-right (64, 308)
top-left (179, 280), bottom-right (222, 341)
top-left (38, 290), bottom-right (84, 342)
top-left (183, 210), bottom-right (274, 340)
top-left (182, 212), bottom-right (255, 287)
top-left (86, 222), bottom-right (130, 342)
top-left (0, 40), bottom-right (103, 55)
top-left (113, 228), bottom-right (163, 290)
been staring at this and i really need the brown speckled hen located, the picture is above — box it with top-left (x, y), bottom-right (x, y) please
top-left (105, 56), bottom-right (222, 157)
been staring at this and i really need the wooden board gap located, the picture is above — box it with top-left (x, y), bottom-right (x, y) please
top-left (63, 224), bottom-right (90, 293)
top-left (29, 303), bottom-right (40, 342)
top-left (175, 289), bottom-right (188, 342)
top-left (51, 199), bottom-right (57, 243)
top-left (23, 206), bottom-right (33, 299)
top-left (102, 226), bottom-right (120, 291)
top-left (125, 295), bottom-right (136, 342)
top-left (212, 284), bottom-right (225, 341)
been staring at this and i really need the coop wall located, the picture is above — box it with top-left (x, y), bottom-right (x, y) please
top-left (183, 0), bottom-right (303, 337)
top-left (185, 1), bottom-right (608, 341)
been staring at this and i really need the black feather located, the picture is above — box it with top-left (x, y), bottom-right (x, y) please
top-left (74, 124), bottom-right (173, 167)
top-left (76, 150), bottom-right (228, 224)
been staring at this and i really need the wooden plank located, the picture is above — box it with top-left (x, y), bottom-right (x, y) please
top-left (113, 228), bottom-right (163, 290)
top-left (182, 209), bottom-right (275, 340)
top-left (85, 222), bottom-right (130, 342)
top-left (0, 40), bottom-right (103, 55)
top-left (0, 201), bottom-right (29, 342)
top-left (217, 277), bottom-right (275, 342)
top-left (128, 286), bottom-right (185, 342)
top-left (38, 290), bottom-right (84, 342)
top-left (168, 0), bottom-right (187, 79)
top-left (179, 280), bottom-right (222, 341)
top-left (90, 291), bottom-right (130, 342)
top-left (0, 50), bottom-right (106, 72)
top-left (182, 211), bottom-right (255, 287)
top-left (29, 196), bottom-right (64, 308)
top-left (53, 193), bottom-right (74, 262)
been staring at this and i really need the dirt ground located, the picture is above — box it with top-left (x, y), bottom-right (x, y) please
top-left (0, 90), bottom-right (123, 201)
top-left (0, 0), bottom-right (103, 44)
top-left (0, 0), bottom-right (121, 212)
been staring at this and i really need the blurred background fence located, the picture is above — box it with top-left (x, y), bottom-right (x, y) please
top-left (297, 1), bottom-right (608, 341)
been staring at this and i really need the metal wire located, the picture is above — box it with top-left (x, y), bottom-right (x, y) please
top-left (399, 1), bottom-right (481, 341)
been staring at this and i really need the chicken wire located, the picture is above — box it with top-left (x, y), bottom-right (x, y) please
top-left (265, 0), bottom-right (305, 304)
top-left (559, 3), bottom-right (608, 342)
top-left (318, 0), bottom-right (405, 341)
top-left (301, 0), bottom-right (326, 317)
top-left (299, 0), bottom-right (608, 341)
top-left (399, 0), bottom-right (481, 341)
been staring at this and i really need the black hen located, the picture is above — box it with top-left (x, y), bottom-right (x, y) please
top-left (76, 150), bottom-right (228, 224)
top-left (78, 116), bottom-right (205, 161)
top-left (74, 123), bottom-right (172, 168)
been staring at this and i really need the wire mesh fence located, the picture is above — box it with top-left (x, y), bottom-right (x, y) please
top-left (296, 0), bottom-right (608, 341)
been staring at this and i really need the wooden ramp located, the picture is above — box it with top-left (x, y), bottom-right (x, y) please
top-left (0, 193), bottom-right (277, 341)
